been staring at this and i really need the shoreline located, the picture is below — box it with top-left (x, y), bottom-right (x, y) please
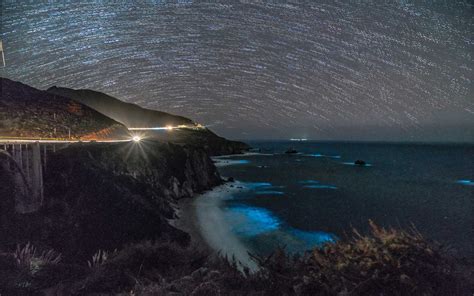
top-left (173, 195), bottom-right (211, 253)
top-left (176, 181), bottom-right (259, 272)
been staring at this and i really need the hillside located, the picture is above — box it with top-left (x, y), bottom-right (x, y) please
top-left (47, 86), bottom-right (250, 155)
top-left (0, 78), bottom-right (128, 140)
top-left (47, 86), bottom-right (194, 128)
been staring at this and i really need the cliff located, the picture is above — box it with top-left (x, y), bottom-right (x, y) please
top-left (0, 140), bottom-right (221, 261)
top-left (0, 78), bottom-right (128, 140)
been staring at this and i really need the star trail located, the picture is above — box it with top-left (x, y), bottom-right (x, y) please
top-left (1, 1), bottom-right (472, 141)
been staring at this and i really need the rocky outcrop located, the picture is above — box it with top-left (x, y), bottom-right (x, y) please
top-left (0, 141), bottom-right (221, 261)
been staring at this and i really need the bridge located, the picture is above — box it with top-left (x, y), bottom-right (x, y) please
top-left (0, 138), bottom-right (131, 213)
top-left (0, 124), bottom-right (203, 212)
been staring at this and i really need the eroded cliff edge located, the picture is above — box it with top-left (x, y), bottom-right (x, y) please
top-left (0, 140), bottom-right (221, 261)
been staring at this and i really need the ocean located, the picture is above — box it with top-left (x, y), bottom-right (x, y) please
top-left (213, 141), bottom-right (474, 258)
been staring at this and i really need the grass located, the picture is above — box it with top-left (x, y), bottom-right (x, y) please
top-left (1, 223), bottom-right (472, 295)
top-left (13, 242), bottom-right (62, 274)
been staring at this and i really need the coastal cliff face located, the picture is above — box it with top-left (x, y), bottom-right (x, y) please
top-left (0, 141), bottom-right (221, 260)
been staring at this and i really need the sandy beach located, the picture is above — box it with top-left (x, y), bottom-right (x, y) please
top-left (175, 181), bottom-right (259, 272)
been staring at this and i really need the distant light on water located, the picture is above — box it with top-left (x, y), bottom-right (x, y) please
top-left (304, 153), bottom-right (341, 159)
top-left (303, 185), bottom-right (337, 189)
top-left (255, 191), bottom-right (285, 195)
top-left (245, 182), bottom-right (272, 188)
top-left (457, 180), bottom-right (474, 186)
top-left (342, 162), bottom-right (373, 167)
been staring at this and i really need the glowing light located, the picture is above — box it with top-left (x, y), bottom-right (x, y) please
top-left (290, 138), bottom-right (307, 141)
top-left (255, 191), bottom-right (285, 195)
top-left (132, 136), bottom-right (141, 142)
top-left (226, 205), bottom-right (281, 236)
top-left (457, 180), bottom-right (474, 186)
top-left (290, 228), bottom-right (337, 246)
top-left (127, 124), bottom-right (205, 131)
top-left (303, 185), bottom-right (337, 189)
top-left (342, 162), bottom-right (373, 167)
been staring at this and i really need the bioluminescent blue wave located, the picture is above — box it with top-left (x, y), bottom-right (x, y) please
top-left (224, 205), bottom-right (337, 251)
top-left (304, 153), bottom-right (341, 159)
top-left (306, 153), bottom-right (323, 157)
top-left (342, 162), bottom-right (373, 167)
top-left (213, 159), bottom-right (251, 167)
top-left (233, 160), bottom-right (251, 164)
top-left (246, 182), bottom-right (272, 188)
top-left (255, 191), bottom-right (285, 195)
top-left (457, 180), bottom-right (474, 186)
top-left (303, 185), bottom-right (337, 189)
top-left (225, 205), bottom-right (281, 236)
top-left (290, 228), bottom-right (337, 247)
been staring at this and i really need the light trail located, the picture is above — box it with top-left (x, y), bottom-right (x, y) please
top-left (0, 124), bottom-right (208, 144)
top-left (127, 124), bottom-right (205, 131)
top-left (128, 127), bottom-right (173, 131)
top-left (0, 138), bottom-right (132, 144)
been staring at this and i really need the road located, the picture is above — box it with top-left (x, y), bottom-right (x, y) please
top-left (0, 124), bottom-right (206, 144)
top-left (0, 138), bottom-right (132, 144)
top-left (127, 124), bottom-right (205, 131)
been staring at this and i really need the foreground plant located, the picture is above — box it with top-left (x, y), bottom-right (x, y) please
top-left (88, 249), bottom-right (114, 269)
top-left (13, 242), bottom-right (62, 274)
top-left (2, 223), bottom-right (471, 295)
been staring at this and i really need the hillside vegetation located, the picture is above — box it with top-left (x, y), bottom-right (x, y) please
top-left (0, 78), bottom-right (128, 140)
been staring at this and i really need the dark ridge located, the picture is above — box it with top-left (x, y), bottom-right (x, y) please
top-left (47, 86), bottom-right (194, 128)
top-left (0, 78), bottom-right (129, 140)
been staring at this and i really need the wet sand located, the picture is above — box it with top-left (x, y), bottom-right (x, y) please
top-left (175, 182), bottom-right (259, 271)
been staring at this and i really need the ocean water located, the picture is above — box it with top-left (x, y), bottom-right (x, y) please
top-left (215, 141), bottom-right (474, 257)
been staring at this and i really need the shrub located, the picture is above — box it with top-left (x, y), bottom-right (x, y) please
top-left (249, 220), bottom-right (470, 295)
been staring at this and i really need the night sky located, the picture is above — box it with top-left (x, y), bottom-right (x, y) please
top-left (1, 1), bottom-right (472, 142)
